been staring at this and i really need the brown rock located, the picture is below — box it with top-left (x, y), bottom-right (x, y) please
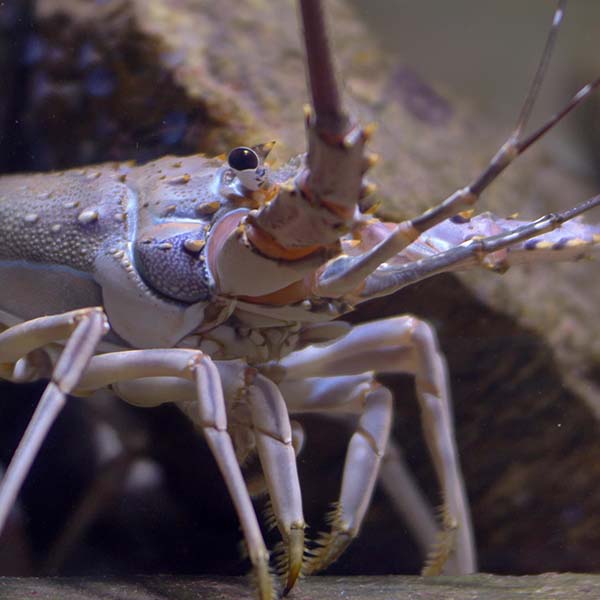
top-left (2, 574), bottom-right (600, 600)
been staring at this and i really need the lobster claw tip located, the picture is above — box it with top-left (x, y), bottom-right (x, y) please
top-left (283, 526), bottom-right (305, 595)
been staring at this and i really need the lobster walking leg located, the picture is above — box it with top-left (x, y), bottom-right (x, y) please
top-left (280, 376), bottom-right (453, 573)
top-left (378, 439), bottom-right (442, 567)
top-left (79, 349), bottom-right (314, 600)
top-left (0, 308), bottom-right (108, 534)
top-left (75, 350), bottom-right (287, 600)
top-left (113, 369), bottom-right (307, 594)
top-left (281, 374), bottom-right (393, 575)
top-left (275, 316), bottom-right (475, 575)
top-left (249, 375), bottom-right (305, 593)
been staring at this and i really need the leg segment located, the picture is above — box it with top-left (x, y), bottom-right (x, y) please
top-left (114, 369), bottom-right (307, 593)
top-left (275, 316), bottom-right (476, 575)
top-left (0, 308), bottom-right (108, 534)
top-left (378, 438), bottom-right (442, 563)
top-left (248, 374), bottom-right (305, 593)
top-left (76, 350), bottom-right (275, 600)
top-left (281, 375), bottom-right (393, 574)
top-left (396, 210), bottom-right (600, 274)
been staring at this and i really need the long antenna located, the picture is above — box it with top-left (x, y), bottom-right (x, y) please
top-left (299, 0), bottom-right (349, 135)
top-left (513, 0), bottom-right (567, 138)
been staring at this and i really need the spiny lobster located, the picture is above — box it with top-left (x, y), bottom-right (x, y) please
top-left (1, 1), bottom-right (600, 599)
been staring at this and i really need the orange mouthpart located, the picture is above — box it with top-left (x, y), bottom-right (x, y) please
top-left (245, 221), bottom-right (324, 261)
top-left (238, 276), bottom-right (314, 306)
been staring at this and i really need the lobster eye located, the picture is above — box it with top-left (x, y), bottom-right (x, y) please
top-left (227, 147), bottom-right (259, 171)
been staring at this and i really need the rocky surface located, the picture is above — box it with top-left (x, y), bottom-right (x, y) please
top-left (2, 574), bottom-right (600, 600)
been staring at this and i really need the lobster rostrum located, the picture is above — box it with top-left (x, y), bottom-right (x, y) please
top-left (1, 1), bottom-right (600, 598)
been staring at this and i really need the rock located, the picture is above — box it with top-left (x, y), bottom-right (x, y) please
top-left (1, 574), bottom-right (600, 600)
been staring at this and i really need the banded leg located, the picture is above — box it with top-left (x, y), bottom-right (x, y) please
top-left (356, 194), bottom-right (600, 302)
top-left (276, 316), bottom-right (476, 575)
top-left (395, 210), bottom-right (600, 274)
top-left (0, 308), bottom-right (108, 534)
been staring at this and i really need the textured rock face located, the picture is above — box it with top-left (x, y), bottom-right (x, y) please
top-left (0, 0), bottom-right (599, 580)
top-left (2, 574), bottom-right (600, 600)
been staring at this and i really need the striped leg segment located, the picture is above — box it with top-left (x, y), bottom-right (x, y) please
top-left (355, 195), bottom-right (600, 302)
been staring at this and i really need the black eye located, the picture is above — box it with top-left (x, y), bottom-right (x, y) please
top-left (227, 146), bottom-right (259, 171)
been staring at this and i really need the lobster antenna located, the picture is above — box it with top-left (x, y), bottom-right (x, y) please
top-left (517, 76), bottom-right (600, 154)
top-left (299, 0), bottom-right (349, 135)
top-left (513, 0), bottom-right (567, 138)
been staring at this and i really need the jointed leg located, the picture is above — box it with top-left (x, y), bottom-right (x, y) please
top-left (79, 351), bottom-right (309, 598)
top-left (114, 368), bottom-right (307, 593)
top-left (275, 315), bottom-right (476, 575)
top-left (198, 364), bottom-right (307, 593)
top-left (76, 350), bottom-right (275, 600)
top-left (280, 374), bottom-right (393, 574)
top-left (357, 194), bottom-right (600, 301)
top-left (245, 374), bottom-right (306, 592)
top-left (0, 308), bottom-right (108, 533)
top-left (378, 438), bottom-right (448, 569)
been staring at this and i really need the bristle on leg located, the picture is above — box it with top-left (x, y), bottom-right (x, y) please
top-left (241, 540), bottom-right (278, 600)
top-left (302, 502), bottom-right (354, 575)
top-left (262, 498), bottom-right (279, 532)
top-left (421, 500), bottom-right (459, 576)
